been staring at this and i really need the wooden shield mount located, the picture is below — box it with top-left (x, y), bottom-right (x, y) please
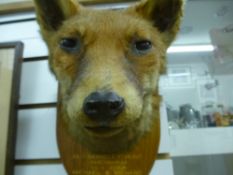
top-left (57, 101), bottom-right (160, 175)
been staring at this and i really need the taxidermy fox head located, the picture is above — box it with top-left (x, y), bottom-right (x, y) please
top-left (34, 0), bottom-right (183, 153)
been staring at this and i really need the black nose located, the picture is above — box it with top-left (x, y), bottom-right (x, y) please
top-left (83, 91), bottom-right (125, 122)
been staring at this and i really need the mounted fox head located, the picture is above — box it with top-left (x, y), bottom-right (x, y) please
top-left (34, 0), bottom-right (183, 153)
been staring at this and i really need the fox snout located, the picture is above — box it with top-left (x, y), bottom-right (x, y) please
top-left (83, 91), bottom-right (125, 125)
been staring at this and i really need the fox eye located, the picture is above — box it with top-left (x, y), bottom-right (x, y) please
top-left (133, 40), bottom-right (152, 54)
top-left (60, 38), bottom-right (81, 53)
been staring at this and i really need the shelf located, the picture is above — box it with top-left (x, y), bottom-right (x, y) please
top-left (170, 127), bottom-right (233, 157)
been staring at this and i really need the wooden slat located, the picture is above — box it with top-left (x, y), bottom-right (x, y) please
top-left (15, 154), bottom-right (170, 166)
top-left (18, 103), bottom-right (57, 110)
top-left (23, 56), bottom-right (48, 62)
top-left (15, 159), bottom-right (61, 165)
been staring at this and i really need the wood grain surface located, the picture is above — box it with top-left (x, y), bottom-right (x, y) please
top-left (57, 102), bottom-right (160, 175)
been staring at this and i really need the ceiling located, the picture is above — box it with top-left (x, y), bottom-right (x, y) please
top-left (166, 0), bottom-right (233, 75)
top-left (174, 0), bottom-right (233, 45)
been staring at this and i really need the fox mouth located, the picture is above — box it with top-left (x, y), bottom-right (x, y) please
top-left (85, 126), bottom-right (124, 137)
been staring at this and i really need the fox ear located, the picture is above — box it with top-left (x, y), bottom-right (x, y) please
top-left (134, 0), bottom-right (183, 44)
top-left (34, 0), bottom-right (80, 31)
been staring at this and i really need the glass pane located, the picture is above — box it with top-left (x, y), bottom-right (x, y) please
top-left (160, 0), bottom-right (233, 174)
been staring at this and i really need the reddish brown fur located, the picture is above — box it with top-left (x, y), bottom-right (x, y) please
top-left (34, 0), bottom-right (183, 153)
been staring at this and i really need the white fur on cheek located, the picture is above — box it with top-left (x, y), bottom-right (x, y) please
top-left (65, 90), bottom-right (86, 121)
top-left (117, 85), bottom-right (143, 122)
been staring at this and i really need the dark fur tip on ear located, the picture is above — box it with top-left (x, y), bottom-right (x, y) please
top-left (136, 0), bottom-right (183, 33)
top-left (34, 0), bottom-right (79, 31)
top-left (153, 1), bottom-right (183, 32)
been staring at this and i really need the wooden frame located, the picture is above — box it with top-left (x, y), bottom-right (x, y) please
top-left (0, 42), bottom-right (23, 175)
top-left (0, 0), bottom-right (137, 14)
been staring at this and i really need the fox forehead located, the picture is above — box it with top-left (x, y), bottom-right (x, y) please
top-left (56, 9), bottom-right (161, 43)
top-left (50, 8), bottom-right (166, 80)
